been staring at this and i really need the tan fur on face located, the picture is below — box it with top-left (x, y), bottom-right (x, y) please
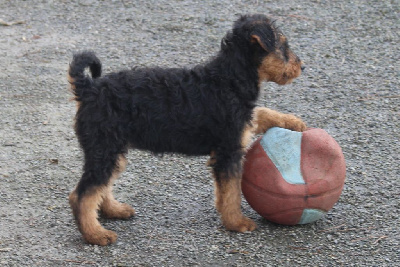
top-left (258, 51), bottom-right (302, 85)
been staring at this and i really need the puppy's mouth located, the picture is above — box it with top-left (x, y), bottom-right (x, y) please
top-left (275, 69), bottom-right (301, 85)
top-left (276, 78), bottom-right (293, 85)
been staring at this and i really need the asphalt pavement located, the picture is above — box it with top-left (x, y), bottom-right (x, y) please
top-left (0, 0), bottom-right (399, 266)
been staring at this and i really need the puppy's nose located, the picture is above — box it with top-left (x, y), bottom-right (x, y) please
top-left (301, 65), bottom-right (306, 71)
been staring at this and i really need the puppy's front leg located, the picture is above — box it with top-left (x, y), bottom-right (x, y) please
top-left (251, 107), bottom-right (307, 135)
top-left (213, 176), bottom-right (257, 232)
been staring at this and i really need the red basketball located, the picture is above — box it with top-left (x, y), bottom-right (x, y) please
top-left (242, 127), bottom-right (346, 225)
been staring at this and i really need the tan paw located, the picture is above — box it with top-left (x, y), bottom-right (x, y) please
top-left (283, 114), bottom-right (307, 132)
top-left (83, 228), bottom-right (118, 246)
top-left (224, 216), bottom-right (257, 232)
top-left (101, 202), bottom-right (136, 219)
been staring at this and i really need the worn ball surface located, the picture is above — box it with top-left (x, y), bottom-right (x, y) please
top-left (242, 127), bottom-right (346, 225)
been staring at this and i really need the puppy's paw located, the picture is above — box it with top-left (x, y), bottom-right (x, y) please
top-left (283, 114), bottom-right (307, 132)
top-left (223, 216), bottom-right (257, 232)
top-left (83, 228), bottom-right (118, 246)
top-left (101, 202), bottom-right (136, 219)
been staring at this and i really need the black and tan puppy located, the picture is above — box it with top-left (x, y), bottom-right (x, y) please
top-left (68, 14), bottom-right (306, 245)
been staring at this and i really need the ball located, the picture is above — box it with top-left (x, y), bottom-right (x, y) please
top-left (242, 127), bottom-right (346, 225)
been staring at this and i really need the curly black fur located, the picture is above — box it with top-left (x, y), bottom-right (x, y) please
top-left (69, 14), bottom-right (284, 197)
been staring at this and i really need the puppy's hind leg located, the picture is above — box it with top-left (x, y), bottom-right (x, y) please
top-left (100, 155), bottom-right (135, 219)
top-left (69, 138), bottom-right (129, 246)
top-left (69, 184), bottom-right (115, 246)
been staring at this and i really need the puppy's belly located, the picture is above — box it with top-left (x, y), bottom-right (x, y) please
top-left (129, 127), bottom-right (213, 156)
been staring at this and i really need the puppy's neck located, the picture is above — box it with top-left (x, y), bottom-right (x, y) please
top-left (203, 50), bottom-right (260, 102)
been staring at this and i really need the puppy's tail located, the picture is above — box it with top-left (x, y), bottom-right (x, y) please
top-left (68, 51), bottom-right (102, 101)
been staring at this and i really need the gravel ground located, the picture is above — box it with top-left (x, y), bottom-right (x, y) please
top-left (0, 0), bottom-right (399, 266)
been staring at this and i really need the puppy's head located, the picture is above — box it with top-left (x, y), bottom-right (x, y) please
top-left (223, 14), bottom-right (303, 85)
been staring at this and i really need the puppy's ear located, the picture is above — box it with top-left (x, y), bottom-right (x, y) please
top-left (251, 35), bottom-right (268, 51)
top-left (221, 31), bottom-right (233, 50)
top-left (250, 30), bottom-right (276, 52)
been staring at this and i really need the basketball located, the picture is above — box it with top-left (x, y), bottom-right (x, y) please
top-left (242, 127), bottom-right (346, 225)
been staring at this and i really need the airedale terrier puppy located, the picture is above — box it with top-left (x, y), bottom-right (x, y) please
top-left (68, 14), bottom-right (306, 245)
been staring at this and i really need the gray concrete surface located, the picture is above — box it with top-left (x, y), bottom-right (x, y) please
top-left (0, 0), bottom-right (399, 266)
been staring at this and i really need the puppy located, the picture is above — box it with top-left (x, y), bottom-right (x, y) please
top-left (68, 14), bottom-right (306, 245)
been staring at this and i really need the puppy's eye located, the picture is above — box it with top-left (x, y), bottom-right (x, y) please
top-left (279, 43), bottom-right (290, 61)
